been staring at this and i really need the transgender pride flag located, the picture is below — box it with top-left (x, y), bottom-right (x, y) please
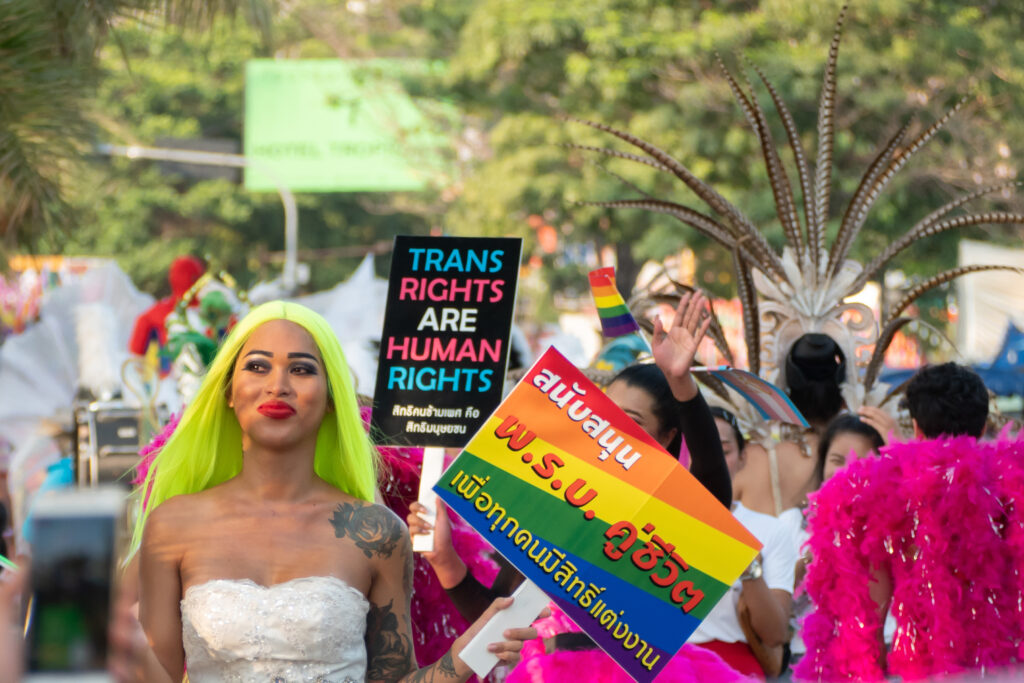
top-left (589, 267), bottom-right (641, 339)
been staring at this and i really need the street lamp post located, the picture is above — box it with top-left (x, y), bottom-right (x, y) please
top-left (94, 143), bottom-right (299, 293)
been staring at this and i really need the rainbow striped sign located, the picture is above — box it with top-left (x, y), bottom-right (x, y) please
top-left (435, 347), bottom-right (761, 682)
top-left (694, 366), bottom-right (810, 428)
top-left (589, 267), bottom-right (641, 339)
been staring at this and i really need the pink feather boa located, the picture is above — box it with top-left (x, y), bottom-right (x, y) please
top-left (794, 430), bottom-right (1024, 682)
top-left (506, 604), bottom-right (756, 682)
top-left (132, 412), bottom-right (181, 505)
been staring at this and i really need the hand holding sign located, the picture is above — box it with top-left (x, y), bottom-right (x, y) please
top-left (408, 499), bottom-right (470, 589)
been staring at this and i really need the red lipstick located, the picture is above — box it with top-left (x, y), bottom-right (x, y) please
top-left (257, 401), bottom-right (296, 419)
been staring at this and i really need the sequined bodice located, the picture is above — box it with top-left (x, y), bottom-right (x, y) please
top-left (181, 576), bottom-right (368, 683)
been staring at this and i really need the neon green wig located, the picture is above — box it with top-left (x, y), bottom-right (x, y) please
top-left (131, 301), bottom-right (378, 550)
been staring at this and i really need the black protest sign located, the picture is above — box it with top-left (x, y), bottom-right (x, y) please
top-left (372, 235), bottom-right (522, 447)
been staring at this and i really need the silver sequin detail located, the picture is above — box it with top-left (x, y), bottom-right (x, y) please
top-left (181, 576), bottom-right (369, 682)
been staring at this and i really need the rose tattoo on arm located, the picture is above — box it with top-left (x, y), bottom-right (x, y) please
top-left (330, 503), bottom-right (404, 559)
top-left (365, 599), bottom-right (415, 682)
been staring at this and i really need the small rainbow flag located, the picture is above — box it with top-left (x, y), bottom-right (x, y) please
top-left (589, 267), bottom-right (641, 339)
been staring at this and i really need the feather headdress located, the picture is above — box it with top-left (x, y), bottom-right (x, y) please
top-left (568, 3), bottom-right (1024, 411)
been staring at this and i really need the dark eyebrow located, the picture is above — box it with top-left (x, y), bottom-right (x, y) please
top-left (243, 350), bottom-right (320, 364)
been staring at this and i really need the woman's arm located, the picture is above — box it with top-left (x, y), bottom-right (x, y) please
top-left (408, 501), bottom-right (525, 623)
top-left (407, 500), bottom-right (468, 589)
top-left (678, 392), bottom-right (731, 507)
top-left (738, 562), bottom-right (791, 648)
top-left (651, 292), bottom-right (731, 506)
top-left (138, 503), bottom-right (184, 682)
top-left (361, 504), bottom-right (530, 683)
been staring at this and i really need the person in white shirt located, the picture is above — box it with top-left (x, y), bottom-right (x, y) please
top-left (688, 407), bottom-right (798, 681)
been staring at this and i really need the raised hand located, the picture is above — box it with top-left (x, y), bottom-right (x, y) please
top-left (651, 292), bottom-right (712, 400)
top-left (857, 405), bottom-right (900, 445)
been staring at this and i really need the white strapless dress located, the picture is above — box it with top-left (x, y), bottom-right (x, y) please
top-left (181, 576), bottom-right (368, 683)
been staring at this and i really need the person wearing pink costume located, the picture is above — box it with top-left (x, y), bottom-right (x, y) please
top-left (367, 406), bottom-right (501, 669)
top-left (796, 363), bottom-right (1024, 682)
top-left (784, 413), bottom-right (887, 672)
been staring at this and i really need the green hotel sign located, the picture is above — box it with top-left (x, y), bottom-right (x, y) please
top-left (244, 59), bottom-right (455, 192)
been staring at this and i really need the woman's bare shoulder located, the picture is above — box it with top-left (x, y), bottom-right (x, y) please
top-left (144, 489), bottom-right (220, 535)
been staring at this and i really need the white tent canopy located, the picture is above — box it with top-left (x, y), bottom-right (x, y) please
top-left (957, 239), bottom-right (1024, 363)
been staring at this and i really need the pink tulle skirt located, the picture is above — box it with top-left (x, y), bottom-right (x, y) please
top-left (506, 643), bottom-right (758, 682)
top-left (506, 605), bottom-right (757, 682)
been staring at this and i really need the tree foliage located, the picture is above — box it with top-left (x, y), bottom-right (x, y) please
top-left (66, 14), bottom-right (444, 294)
top-left (0, 0), bottom-right (278, 256)
top-left (435, 0), bottom-right (1024, 297)
top-left (3, 0), bottom-right (1022, 314)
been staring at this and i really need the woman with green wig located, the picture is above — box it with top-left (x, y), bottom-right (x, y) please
top-left (134, 301), bottom-right (534, 683)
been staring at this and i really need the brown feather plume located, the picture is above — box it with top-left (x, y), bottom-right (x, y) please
top-left (863, 317), bottom-right (913, 391)
top-left (576, 198), bottom-right (775, 275)
top-left (880, 377), bottom-right (913, 407)
top-left (858, 212), bottom-right (1024, 294)
top-left (732, 246), bottom-right (761, 376)
top-left (750, 60), bottom-right (817, 261)
top-left (830, 99), bottom-right (968, 274)
top-left (563, 144), bottom-right (673, 173)
top-left (715, 53), bottom-right (758, 129)
top-left (828, 121), bottom-right (912, 275)
top-left (888, 265), bottom-right (1024, 321)
top-left (738, 62), bottom-right (804, 254)
top-left (563, 115), bottom-right (789, 282)
top-left (812, 2), bottom-right (849, 237)
top-left (693, 370), bottom-right (734, 403)
top-left (854, 188), bottom-right (1023, 291)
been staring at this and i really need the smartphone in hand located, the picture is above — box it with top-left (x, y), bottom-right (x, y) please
top-left (25, 487), bottom-right (126, 682)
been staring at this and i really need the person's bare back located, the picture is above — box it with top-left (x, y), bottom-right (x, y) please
top-left (733, 436), bottom-right (819, 516)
